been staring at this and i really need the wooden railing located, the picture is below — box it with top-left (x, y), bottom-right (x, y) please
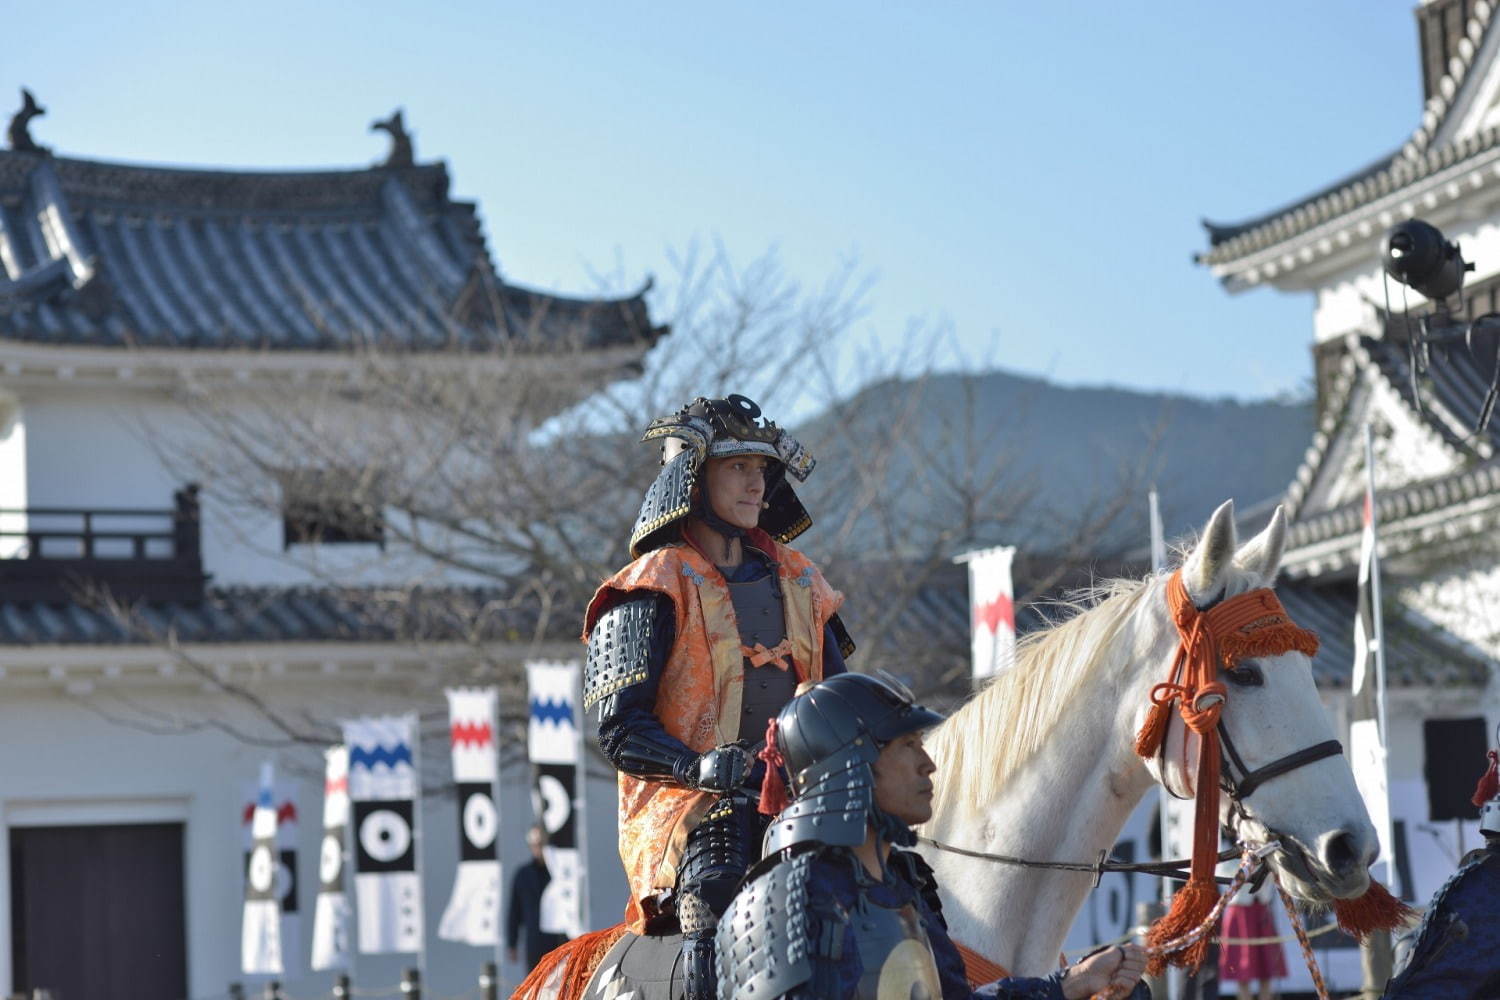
top-left (0, 485), bottom-right (206, 603)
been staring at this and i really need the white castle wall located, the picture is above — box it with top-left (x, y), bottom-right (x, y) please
top-left (11, 381), bottom-right (510, 589)
top-left (0, 678), bottom-right (626, 998)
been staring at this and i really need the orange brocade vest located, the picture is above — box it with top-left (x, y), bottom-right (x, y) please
top-left (582, 536), bottom-right (843, 933)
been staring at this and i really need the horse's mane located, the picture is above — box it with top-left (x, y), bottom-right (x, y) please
top-left (924, 576), bottom-right (1155, 823)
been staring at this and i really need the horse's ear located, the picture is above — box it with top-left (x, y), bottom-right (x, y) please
top-left (1182, 500), bottom-right (1237, 606)
top-left (1234, 505), bottom-right (1287, 585)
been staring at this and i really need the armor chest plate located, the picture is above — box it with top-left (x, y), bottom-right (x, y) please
top-left (728, 572), bottom-right (797, 741)
top-left (850, 898), bottom-right (942, 1000)
top-left (727, 571), bottom-right (786, 649)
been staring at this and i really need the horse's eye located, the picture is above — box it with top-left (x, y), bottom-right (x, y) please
top-left (1225, 663), bottom-right (1264, 688)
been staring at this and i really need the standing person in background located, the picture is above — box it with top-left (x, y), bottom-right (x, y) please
top-left (1218, 875), bottom-right (1286, 1000)
top-left (505, 825), bottom-right (565, 974)
top-left (582, 394), bottom-right (852, 1000)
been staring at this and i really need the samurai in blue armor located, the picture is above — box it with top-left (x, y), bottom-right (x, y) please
top-left (1382, 751), bottom-right (1500, 1000)
top-left (715, 673), bottom-right (1150, 1000)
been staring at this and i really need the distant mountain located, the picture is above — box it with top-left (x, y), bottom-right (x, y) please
top-left (797, 370), bottom-right (1313, 555)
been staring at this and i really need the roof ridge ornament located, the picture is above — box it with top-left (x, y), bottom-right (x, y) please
top-left (7, 87), bottom-right (48, 154)
top-left (370, 108), bottom-right (414, 168)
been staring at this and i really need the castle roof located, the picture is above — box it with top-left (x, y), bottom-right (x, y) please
top-left (0, 147), bottom-right (665, 352)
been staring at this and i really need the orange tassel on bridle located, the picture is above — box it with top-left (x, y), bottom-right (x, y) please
top-left (1135, 571), bottom-right (1409, 972)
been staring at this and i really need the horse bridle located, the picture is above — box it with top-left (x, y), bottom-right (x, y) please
top-left (1158, 715), bottom-right (1343, 805)
top-left (1218, 724), bottom-right (1343, 802)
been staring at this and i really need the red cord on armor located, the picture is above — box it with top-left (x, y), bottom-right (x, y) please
top-left (757, 718), bottom-right (790, 815)
top-left (1471, 748), bottom-right (1499, 807)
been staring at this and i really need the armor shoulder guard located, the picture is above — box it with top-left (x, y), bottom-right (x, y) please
top-left (715, 849), bottom-right (818, 1000)
top-left (584, 594), bottom-right (658, 711)
top-left (892, 850), bottom-right (947, 928)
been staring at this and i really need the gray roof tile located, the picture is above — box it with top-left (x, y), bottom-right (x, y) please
top-left (0, 151), bottom-right (666, 352)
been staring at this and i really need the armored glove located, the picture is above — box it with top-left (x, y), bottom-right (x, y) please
top-left (687, 743), bottom-right (753, 794)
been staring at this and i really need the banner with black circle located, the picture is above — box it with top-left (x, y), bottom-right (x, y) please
top-left (312, 745), bottom-right (353, 970)
top-left (241, 762), bottom-right (284, 974)
top-left (439, 687), bottom-right (502, 945)
top-left (343, 715), bottom-right (423, 955)
top-left (526, 662), bottom-right (585, 939)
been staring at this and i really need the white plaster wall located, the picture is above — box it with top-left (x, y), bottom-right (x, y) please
top-left (9, 382), bottom-right (504, 589)
top-left (0, 391), bottom-right (25, 559)
top-left (0, 678), bottom-right (626, 999)
top-left (1399, 560), bottom-right (1500, 659)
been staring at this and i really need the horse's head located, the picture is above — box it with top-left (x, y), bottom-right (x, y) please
top-left (1137, 500), bottom-right (1379, 904)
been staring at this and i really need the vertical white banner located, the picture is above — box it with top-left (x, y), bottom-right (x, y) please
top-left (439, 687), bottom-right (503, 945)
top-left (312, 745), bottom-right (353, 971)
top-left (1350, 423), bottom-right (1398, 894)
top-left (242, 762), bottom-right (284, 975)
top-left (961, 544), bottom-right (1017, 681)
top-left (343, 715), bottom-right (424, 954)
top-left (526, 661), bottom-right (585, 939)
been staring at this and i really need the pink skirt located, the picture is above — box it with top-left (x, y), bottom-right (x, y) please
top-left (1219, 901), bottom-right (1288, 982)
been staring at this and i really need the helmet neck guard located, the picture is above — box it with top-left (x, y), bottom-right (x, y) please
top-left (763, 674), bottom-right (944, 855)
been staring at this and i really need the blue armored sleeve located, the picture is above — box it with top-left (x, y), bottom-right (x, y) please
top-left (588, 592), bottom-right (698, 785)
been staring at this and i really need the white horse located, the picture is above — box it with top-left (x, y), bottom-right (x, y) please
top-left (919, 500), bottom-right (1379, 976)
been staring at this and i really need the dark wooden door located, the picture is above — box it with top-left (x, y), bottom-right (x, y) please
top-left (11, 822), bottom-right (187, 1000)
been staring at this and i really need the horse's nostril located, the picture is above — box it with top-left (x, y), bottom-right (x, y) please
top-left (1320, 829), bottom-right (1367, 876)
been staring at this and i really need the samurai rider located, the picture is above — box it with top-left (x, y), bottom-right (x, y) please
top-left (717, 673), bottom-right (1150, 1000)
top-left (582, 394), bottom-right (852, 1000)
top-left (1382, 742), bottom-right (1500, 999)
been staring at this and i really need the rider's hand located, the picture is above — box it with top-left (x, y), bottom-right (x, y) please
top-left (689, 743), bottom-right (752, 793)
top-left (1059, 943), bottom-right (1147, 1000)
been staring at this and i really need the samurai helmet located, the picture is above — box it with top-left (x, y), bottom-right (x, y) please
top-left (762, 673), bottom-right (944, 854)
top-left (628, 394), bottom-right (816, 557)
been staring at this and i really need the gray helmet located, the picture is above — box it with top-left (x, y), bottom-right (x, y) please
top-left (629, 394), bottom-right (815, 558)
top-left (763, 673), bottom-right (944, 854)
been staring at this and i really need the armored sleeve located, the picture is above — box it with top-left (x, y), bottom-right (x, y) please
top-left (587, 591), bottom-right (698, 785)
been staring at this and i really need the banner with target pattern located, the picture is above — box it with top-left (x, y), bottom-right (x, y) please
top-left (343, 715), bottom-right (424, 955)
top-left (438, 687), bottom-right (502, 945)
top-left (526, 661), bottom-right (584, 938)
top-left (311, 745), bottom-right (353, 970)
top-left (241, 762), bottom-right (284, 974)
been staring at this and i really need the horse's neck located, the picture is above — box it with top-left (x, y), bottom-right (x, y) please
top-left (924, 674), bottom-right (1155, 975)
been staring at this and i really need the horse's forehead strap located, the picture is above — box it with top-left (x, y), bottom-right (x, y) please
top-left (1167, 571), bottom-right (1319, 666)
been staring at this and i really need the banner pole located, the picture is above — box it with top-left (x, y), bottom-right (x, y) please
top-left (411, 713), bottom-right (428, 993)
top-left (573, 663), bottom-right (590, 934)
top-left (490, 689), bottom-right (506, 992)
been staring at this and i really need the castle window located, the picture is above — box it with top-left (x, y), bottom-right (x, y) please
top-left (281, 470), bottom-right (385, 549)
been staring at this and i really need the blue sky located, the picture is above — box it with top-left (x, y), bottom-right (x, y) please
top-left (11, 2), bottom-right (1423, 400)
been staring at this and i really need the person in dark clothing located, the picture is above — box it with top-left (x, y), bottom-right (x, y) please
top-left (505, 825), bottom-right (565, 972)
top-left (717, 674), bottom-right (1150, 1000)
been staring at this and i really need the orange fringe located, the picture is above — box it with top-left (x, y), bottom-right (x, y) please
top-left (1145, 881), bottom-right (1219, 975)
top-left (1332, 881), bottom-right (1415, 940)
top-left (1218, 622), bottom-right (1319, 664)
top-left (954, 941), bottom-right (1010, 987)
top-left (509, 923), bottom-right (628, 1000)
